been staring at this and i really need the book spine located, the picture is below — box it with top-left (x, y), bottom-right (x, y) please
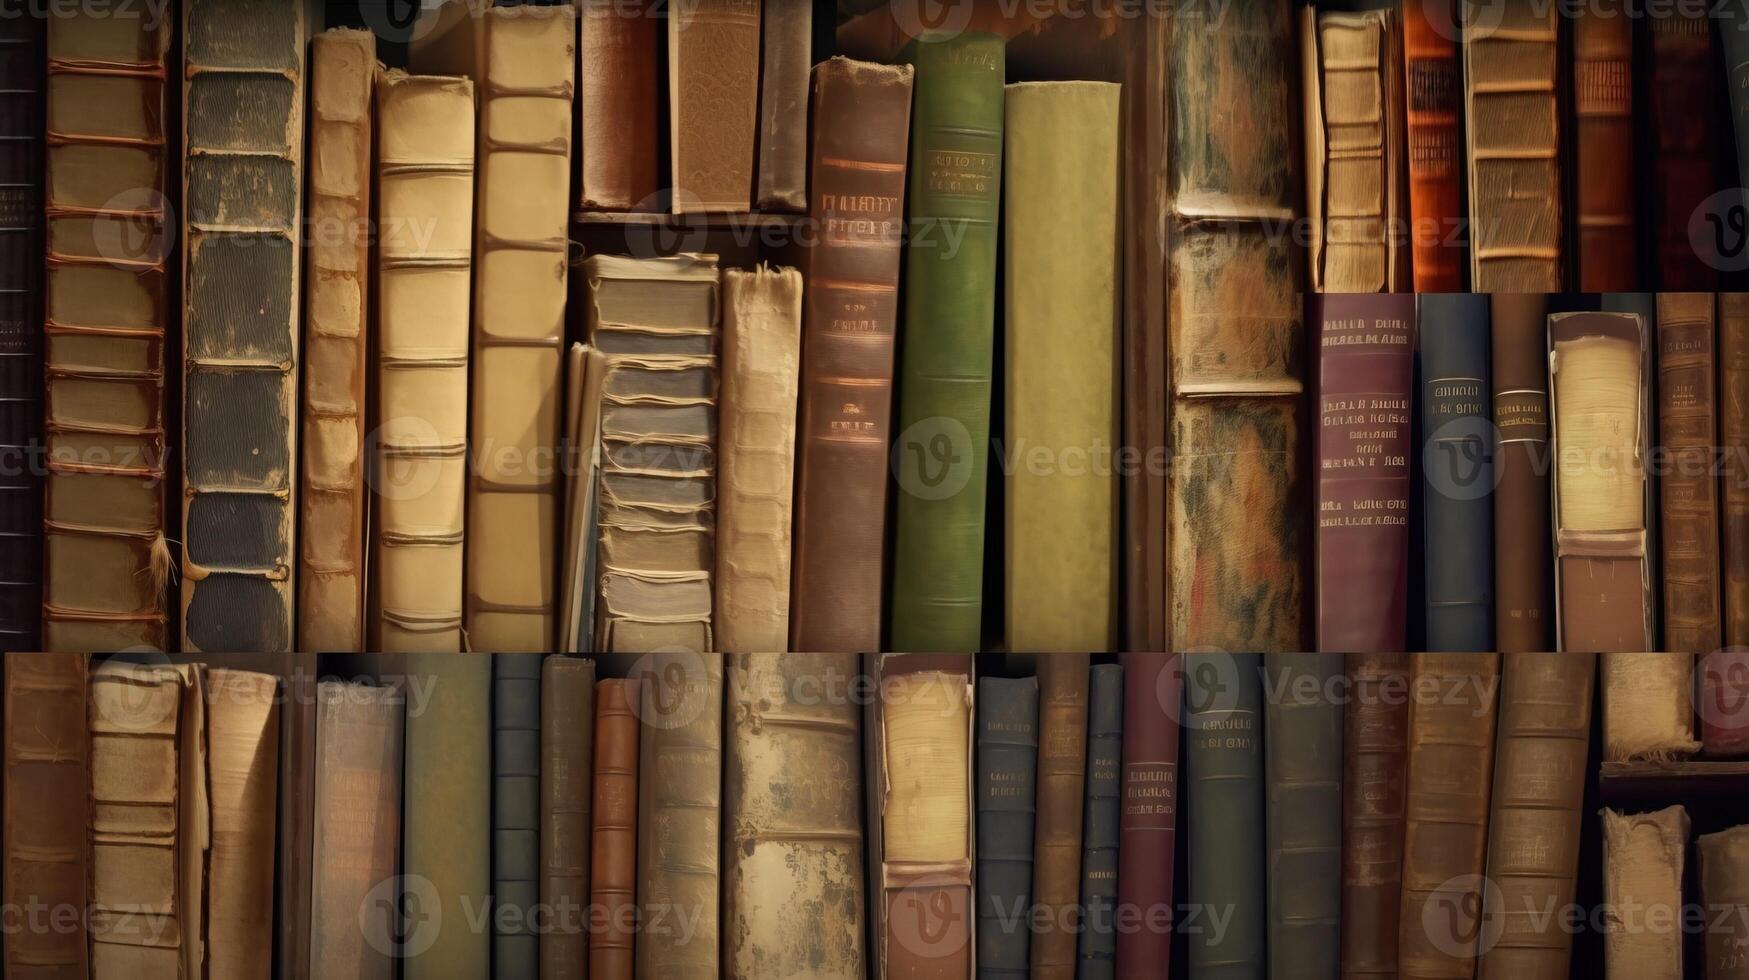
top-left (754, 1), bottom-right (810, 211)
top-left (976, 676), bottom-right (1038, 980)
top-left (1185, 652), bottom-right (1265, 979)
top-left (578, 0), bottom-right (661, 210)
top-left (1263, 653), bottom-right (1342, 980)
top-left (636, 655), bottom-right (723, 979)
top-left (1402, 0), bottom-right (1463, 292)
top-left (300, 29), bottom-right (375, 653)
top-left (539, 657), bottom-right (595, 980)
top-left (1115, 652), bottom-right (1180, 980)
top-left (1477, 652), bottom-right (1593, 980)
top-left (790, 58), bottom-right (913, 652)
top-left (1077, 664), bottom-right (1123, 980)
top-left (1723, 294), bottom-right (1749, 648)
top-left (1601, 806), bottom-right (1688, 980)
top-left (1491, 294), bottom-right (1554, 653)
top-left (1726, 4), bottom-right (1749, 195)
top-left (668, 0), bottom-right (760, 212)
top-left (1315, 293), bottom-right (1416, 652)
top-left (1031, 654), bottom-right (1090, 979)
top-left (2, 654), bottom-right (89, 975)
top-left (1700, 825), bottom-right (1749, 980)
top-left (1657, 293), bottom-right (1723, 653)
top-left (494, 655), bottom-right (543, 977)
top-left (1571, 8), bottom-right (1637, 292)
top-left (310, 682), bottom-right (403, 980)
top-left (1420, 294), bottom-right (1494, 651)
top-left (1650, 11), bottom-right (1718, 290)
top-left (890, 32), bottom-right (1004, 653)
top-left (0, 13), bottom-right (42, 650)
top-left (1340, 652), bottom-right (1409, 980)
top-left (590, 678), bottom-right (640, 980)
top-left (205, 670), bottom-right (280, 980)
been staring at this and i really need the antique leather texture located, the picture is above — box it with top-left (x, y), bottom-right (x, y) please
top-left (1572, 7), bottom-right (1636, 291)
top-left (1701, 825), bottom-right (1749, 980)
top-left (1340, 652), bottom-right (1409, 980)
top-left (204, 669), bottom-right (280, 980)
top-left (755, 1), bottom-right (811, 211)
top-left (636, 655), bottom-right (722, 979)
top-left (1656, 293), bottom-right (1723, 653)
top-left (1491, 294), bottom-right (1554, 653)
top-left (1402, 0), bottom-right (1463, 292)
top-left (669, 0), bottom-right (760, 212)
top-left (3, 653), bottom-right (89, 978)
top-left (590, 677), bottom-right (640, 980)
top-left (1031, 655), bottom-right (1089, 979)
top-left (578, 0), bottom-right (660, 210)
top-left (1420, 294), bottom-right (1494, 651)
top-left (1723, 294), bottom-right (1749, 649)
top-left (1185, 653), bottom-right (1265, 977)
top-left (1650, 10), bottom-right (1717, 290)
top-left (1602, 652), bottom-right (1699, 761)
top-left (310, 681), bottom-right (403, 980)
top-left (976, 675), bottom-right (1038, 979)
top-left (1264, 653), bottom-right (1342, 980)
top-left (1079, 665), bottom-right (1123, 977)
top-left (1602, 806), bottom-right (1688, 980)
top-left (0, 13), bottom-right (43, 650)
top-left (1115, 652), bottom-right (1180, 980)
top-left (539, 657), bottom-right (594, 980)
top-left (493, 655), bottom-right (542, 975)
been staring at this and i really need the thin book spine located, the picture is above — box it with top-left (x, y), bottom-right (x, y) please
top-left (0, 11), bottom-right (43, 650)
top-left (1264, 653), bottom-right (1342, 980)
top-left (976, 675), bottom-right (1038, 980)
top-left (1078, 664), bottom-right (1124, 980)
top-left (1115, 652), bottom-right (1180, 980)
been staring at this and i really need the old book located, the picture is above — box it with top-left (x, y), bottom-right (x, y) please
top-left (492, 655), bottom-right (542, 976)
top-left (755, 1), bottom-right (810, 210)
top-left (669, 0), bottom-right (759, 212)
top-left (1571, 5), bottom-right (1636, 292)
top-left (1004, 80), bottom-right (1121, 653)
top-left (1314, 293), bottom-right (1415, 653)
top-left (1729, 4), bottom-right (1749, 196)
top-left (204, 670), bottom-right (279, 980)
top-left (3, 653), bottom-right (88, 977)
top-left (1341, 652), bottom-right (1410, 980)
top-left (1031, 654), bottom-right (1090, 979)
top-left (976, 675), bottom-right (1038, 980)
top-left (716, 266), bottom-right (802, 652)
top-left (1301, 5), bottom-right (1406, 292)
top-left (1421, 294), bottom-right (1494, 651)
top-left (1185, 652), bottom-right (1264, 977)
top-left (1601, 806), bottom-right (1689, 980)
top-left (724, 654), bottom-right (866, 979)
top-left (1492, 294), bottom-right (1554, 653)
top-left (1713, 294), bottom-right (1749, 753)
top-left (558, 344), bottom-right (607, 652)
top-left (1657, 293), bottom-right (1723, 653)
top-left (309, 681), bottom-right (403, 980)
top-left (1650, 9), bottom-right (1718, 290)
top-left (1115, 653), bottom-right (1180, 980)
top-left (1477, 652), bottom-right (1594, 980)
top-left (540, 657), bottom-right (594, 980)
top-left (1398, 653), bottom-right (1501, 980)
top-left (1401, 0), bottom-right (1463, 292)
top-left (1264, 653), bottom-right (1342, 980)
top-left (584, 254), bottom-right (720, 653)
top-left (791, 58), bottom-right (914, 652)
top-left (1602, 653), bottom-right (1699, 761)
top-left (0, 12), bottom-right (42, 650)
top-left (372, 72), bottom-right (475, 652)
top-left (1166, 3), bottom-right (1304, 653)
top-left (1702, 825), bottom-right (1749, 980)
top-left (89, 662), bottom-right (205, 980)
top-left (637, 654), bottom-right (723, 978)
top-left (1463, 3), bottom-right (1561, 291)
top-left (890, 32), bottom-right (1004, 653)
top-left (1549, 311), bottom-right (1654, 651)
top-left (42, 6), bottom-right (172, 651)
top-left (262, 653), bottom-right (318, 980)
top-left (300, 29), bottom-right (375, 652)
top-left (590, 677), bottom-right (640, 980)
top-left (1078, 664), bottom-right (1123, 980)
top-left (578, 0), bottom-right (660, 210)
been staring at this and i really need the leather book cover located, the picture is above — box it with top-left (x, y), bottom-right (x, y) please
top-left (0, 12), bottom-right (42, 650)
top-left (1397, 653), bottom-right (1501, 980)
top-left (204, 670), bottom-right (279, 980)
top-left (493, 654), bottom-right (543, 976)
top-left (1602, 652), bottom-right (1699, 761)
top-left (716, 266), bottom-right (803, 652)
top-left (42, 7), bottom-right (172, 652)
top-left (1264, 653), bottom-right (1342, 980)
top-left (1712, 294), bottom-right (1749, 754)
top-left (301, 29), bottom-right (375, 652)
top-left (1727, 4), bottom-right (1749, 205)
top-left (309, 680), bottom-right (403, 980)
top-left (1491, 294), bottom-right (1554, 653)
top-left (724, 653), bottom-right (866, 979)
top-left (1549, 311), bottom-right (1654, 651)
top-left (976, 675), bottom-right (1038, 980)
top-left (1314, 293), bottom-right (1415, 653)
top-left (540, 656), bottom-right (594, 979)
top-left (578, 0), bottom-right (661, 211)
top-left (1701, 825), bottom-right (1749, 980)
top-left (636, 654), bottom-right (723, 978)
top-left (1165, 2), bottom-right (1305, 654)
top-left (372, 72), bottom-right (475, 652)
top-left (1572, 5), bottom-right (1637, 292)
top-left (669, 0), bottom-right (760, 212)
top-left (1402, 0), bottom-right (1463, 292)
top-left (1301, 6), bottom-right (1407, 292)
top-left (791, 58), bottom-right (914, 652)
top-left (3, 653), bottom-right (88, 977)
top-left (1657, 293), bottom-right (1723, 653)
top-left (1032, 654), bottom-right (1090, 979)
top-left (1477, 652), bottom-right (1594, 980)
top-left (755, 1), bottom-right (811, 211)
top-left (1340, 652), bottom-right (1410, 980)
top-left (890, 32), bottom-right (1004, 653)
top-left (1601, 806), bottom-right (1688, 979)
top-left (590, 677), bottom-right (640, 980)
top-left (1649, 9), bottom-right (1718, 290)
top-left (1115, 652), bottom-right (1180, 980)
top-left (1004, 80), bottom-right (1121, 653)
top-left (1463, 3), bottom-right (1562, 292)
top-left (1078, 664), bottom-right (1123, 980)
top-left (1185, 652), bottom-right (1265, 977)
top-left (1420, 294), bottom-right (1494, 651)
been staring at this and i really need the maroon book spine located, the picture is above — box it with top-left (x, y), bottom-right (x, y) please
top-left (1115, 651), bottom-right (1181, 979)
top-left (1649, 9), bottom-right (1718, 290)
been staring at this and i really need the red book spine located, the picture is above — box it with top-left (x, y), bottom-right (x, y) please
top-left (1402, 0), bottom-right (1463, 292)
top-left (1115, 652), bottom-right (1181, 980)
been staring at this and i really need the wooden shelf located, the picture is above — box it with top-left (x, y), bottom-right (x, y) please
top-left (1598, 758), bottom-right (1749, 805)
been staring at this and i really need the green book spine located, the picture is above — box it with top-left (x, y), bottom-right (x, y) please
top-left (889, 31), bottom-right (1005, 652)
top-left (1187, 652), bottom-right (1265, 980)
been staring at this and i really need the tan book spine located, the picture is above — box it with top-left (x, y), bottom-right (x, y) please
top-left (578, 0), bottom-right (661, 210)
top-left (300, 28), bottom-right (376, 652)
top-left (1032, 654), bottom-right (1090, 978)
top-left (539, 657), bottom-right (594, 980)
top-left (636, 655), bottom-right (723, 978)
top-left (3, 653), bottom-right (90, 977)
top-left (204, 670), bottom-right (280, 980)
top-left (1700, 824), bottom-right (1749, 980)
top-left (371, 70), bottom-right (475, 652)
top-left (1602, 652), bottom-right (1699, 762)
top-left (669, 0), bottom-right (761, 212)
top-left (309, 681), bottom-right (403, 980)
top-left (1657, 293), bottom-right (1723, 654)
top-left (1601, 806), bottom-right (1688, 980)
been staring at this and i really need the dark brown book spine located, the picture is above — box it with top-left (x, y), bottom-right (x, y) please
top-left (0, 11), bottom-right (42, 650)
top-left (1649, 10), bottom-right (1718, 290)
top-left (578, 0), bottom-right (661, 210)
top-left (1491, 294), bottom-right (1554, 653)
top-left (790, 58), bottom-right (914, 652)
top-left (590, 678), bottom-right (639, 980)
top-left (540, 658), bottom-right (595, 980)
top-left (1571, 6), bottom-right (1637, 292)
top-left (1657, 293), bottom-right (1723, 654)
top-left (3, 654), bottom-right (90, 977)
top-left (1403, 0), bottom-right (1464, 292)
top-left (1714, 295), bottom-right (1749, 755)
top-left (1341, 652), bottom-right (1409, 980)
top-left (1031, 654), bottom-right (1089, 979)
top-left (1115, 652), bottom-right (1180, 980)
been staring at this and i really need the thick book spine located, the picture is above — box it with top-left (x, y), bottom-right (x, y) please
top-left (539, 657), bottom-right (594, 980)
top-left (310, 681), bottom-right (403, 980)
top-left (1004, 81), bottom-right (1121, 653)
top-left (1032, 654), bottom-right (1090, 980)
top-left (1264, 653), bottom-right (1342, 980)
top-left (1712, 294), bottom-right (1749, 754)
top-left (976, 676), bottom-right (1039, 980)
top-left (1078, 665), bottom-right (1123, 980)
top-left (1402, 0), bottom-right (1463, 292)
top-left (1571, 7), bottom-right (1636, 292)
top-left (590, 678), bottom-right (640, 980)
top-left (724, 654), bottom-right (866, 979)
top-left (1727, 5), bottom-right (1749, 196)
top-left (1491, 294), bottom-right (1554, 653)
top-left (493, 655), bottom-right (542, 977)
top-left (205, 670), bottom-right (280, 980)
top-left (1477, 652), bottom-right (1594, 980)
top-left (1115, 652), bottom-right (1181, 980)
top-left (1657, 293), bottom-right (1723, 653)
top-left (0, 12), bottom-right (42, 650)
top-left (669, 0), bottom-right (759, 212)
top-left (890, 32), bottom-right (1004, 653)
top-left (790, 58), bottom-right (914, 652)
top-left (1649, 10), bottom-right (1718, 290)
top-left (41, 9), bottom-right (171, 652)
top-left (1603, 652), bottom-right (1699, 761)
top-left (1340, 652), bottom-right (1410, 980)
top-left (755, 1), bottom-right (810, 211)
top-left (1601, 806), bottom-right (1688, 979)
top-left (1315, 293), bottom-right (1415, 653)
top-left (300, 29), bottom-right (375, 652)
top-left (3, 654), bottom-right (89, 976)
top-left (578, 0), bottom-right (660, 210)
top-left (1700, 825), bottom-right (1749, 980)
top-left (1420, 294), bottom-right (1494, 651)
top-left (636, 655), bottom-right (723, 978)
top-left (1186, 652), bottom-right (1264, 979)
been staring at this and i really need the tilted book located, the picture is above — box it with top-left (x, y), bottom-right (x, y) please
top-left (577, 0), bottom-right (661, 211)
top-left (591, 677), bottom-right (640, 980)
top-left (539, 657), bottom-right (594, 980)
top-left (204, 669), bottom-right (280, 980)
top-left (3, 654), bottom-right (89, 976)
top-left (1420, 294), bottom-right (1494, 651)
top-left (1032, 655), bottom-right (1089, 980)
top-left (1115, 652), bottom-right (1181, 979)
top-left (669, 0), bottom-right (759, 212)
top-left (0, 13), bottom-right (42, 650)
top-left (1491, 294), bottom-right (1554, 653)
top-left (1649, 9), bottom-right (1718, 290)
top-left (1401, 0), bottom-right (1463, 292)
top-left (492, 655), bottom-right (542, 975)
top-left (1185, 652), bottom-right (1265, 977)
top-left (310, 681), bottom-right (403, 980)
top-left (1341, 652), bottom-right (1410, 980)
top-left (1656, 293), bottom-right (1722, 654)
top-left (1264, 653), bottom-right (1342, 979)
top-left (1601, 806), bottom-right (1688, 980)
top-left (1571, 5), bottom-right (1636, 292)
top-left (976, 675), bottom-right (1038, 980)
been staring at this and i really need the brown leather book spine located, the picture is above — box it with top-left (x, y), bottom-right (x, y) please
top-left (1649, 10), bottom-right (1718, 290)
top-left (790, 58), bottom-right (914, 652)
top-left (1724, 294), bottom-right (1749, 649)
top-left (1571, 6), bottom-right (1637, 292)
top-left (590, 677), bottom-right (639, 980)
top-left (1402, 0), bottom-right (1463, 292)
top-left (755, 2), bottom-right (811, 211)
top-left (0, 11), bottom-right (43, 651)
top-left (1657, 293), bottom-right (1723, 654)
top-left (1031, 654), bottom-right (1090, 979)
top-left (669, 0), bottom-right (760, 213)
top-left (540, 657), bottom-right (594, 980)
top-left (309, 681), bottom-right (403, 980)
top-left (579, 0), bottom-right (661, 210)
top-left (1700, 825), bottom-right (1749, 980)
top-left (1340, 652), bottom-right (1410, 980)
top-left (205, 670), bottom-right (280, 980)
top-left (3, 653), bottom-right (89, 978)
top-left (1491, 294), bottom-right (1554, 653)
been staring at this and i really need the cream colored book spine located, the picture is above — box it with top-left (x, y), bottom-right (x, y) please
top-left (204, 669), bottom-right (280, 980)
top-left (1602, 806), bottom-right (1688, 980)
